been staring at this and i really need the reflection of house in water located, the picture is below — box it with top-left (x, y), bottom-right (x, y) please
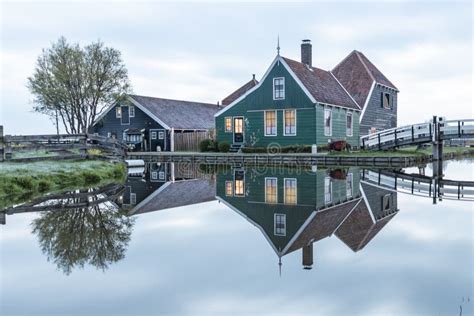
top-left (122, 163), bottom-right (216, 215)
top-left (216, 167), bottom-right (398, 270)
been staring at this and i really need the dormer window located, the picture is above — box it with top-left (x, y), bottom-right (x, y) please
top-left (273, 77), bottom-right (285, 100)
top-left (382, 92), bottom-right (392, 109)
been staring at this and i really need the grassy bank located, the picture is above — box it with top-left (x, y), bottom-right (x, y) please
top-left (0, 160), bottom-right (126, 209)
top-left (328, 145), bottom-right (474, 157)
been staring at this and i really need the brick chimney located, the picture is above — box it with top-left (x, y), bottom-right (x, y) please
top-left (301, 39), bottom-right (312, 67)
top-left (302, 242), bottom-right (313, 269)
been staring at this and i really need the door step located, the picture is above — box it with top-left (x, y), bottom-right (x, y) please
top-left (229, 144), bottom-right (242, 153)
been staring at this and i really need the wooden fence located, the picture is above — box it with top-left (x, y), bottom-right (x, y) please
top-left (173, 130), bottom-right (212, 152)
top-left (0, 127), bottom-right (127, 162)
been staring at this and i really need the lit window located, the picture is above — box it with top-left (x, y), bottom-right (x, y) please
top-left (346, 112), bottom-right (353, 136)
top-left (324, 108), bottom-right (332, 136)
top-left (225, 181), bottom-right (233, 196)
top-left (273, 77), bottom-right (285, 100)
top-left (274, 214), bottom-right (286, 236)
top-left (158, 131), bottom-right (164, 139)
top-left (346, 173), bottom-right (353, 198)
top-left (151, 132), bottom-right (157, 139)
top-left (129, 105), bottom-right (135, 117)
top-left (225, 117), bottom-right (232, 132)
top-left (234, 117), bottom-right (243, 133)
top-left (264, 110), bottom-right (277, 136)
top-left (324, 177), bottom-right (332, 204)
top-left (116, 107), bottom-right (122, 118)
top-left (265, 178), bottom-right (278, 204)
top-left (284, 109), bottom-right (296, 136)
top-left (130, 193), bottom-right (136, 205)
top-left (234, 170), bottom-right (245, 196)
top-left (284, 178), bottom-right (297, 205)
top-left (382, 92), bottom-right (392, 109)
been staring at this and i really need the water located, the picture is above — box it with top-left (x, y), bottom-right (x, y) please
top-left (1, 159), bottom-right (473, 316)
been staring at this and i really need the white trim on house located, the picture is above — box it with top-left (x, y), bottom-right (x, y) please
top-left (129, 105), bottom-right (135, 117)
top-left (329, 71), bottom-right (361, 110)
top-left (359, 184), bottom-right (376, 223)
top-left (264, 110), bottom-right (278, 137)
top-left (283, 109), bottom-right (297, 136)
top-left (92, 95), bottom-right (171, 130)
top-left (214, 55), bottom-right (281, 118)
top-left (359, 80), bottom-right (376, 123)
top-left (283, 178), bottom-right (297, 205)
top-left (346, 111), bottom-right (353, 137)
top-left (272, 77), bottom-right (285, 100)
top-left (376, 82), bottom-right (399, 93)
top-left (279, 57), bottom-right (317, 104)
top-left (324, 107), bottom-right (333, 137)
top-left (264, 177), bottom-right (278, 204)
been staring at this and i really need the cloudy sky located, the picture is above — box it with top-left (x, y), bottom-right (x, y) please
top-left (1, 1), bottom-right (472, 134)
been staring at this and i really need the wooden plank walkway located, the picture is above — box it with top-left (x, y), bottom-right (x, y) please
top-left (127, 151), bottom-right (430, 167)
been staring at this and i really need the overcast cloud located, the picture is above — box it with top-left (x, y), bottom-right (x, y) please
top-left (1, 1), bottom-right (472, 134)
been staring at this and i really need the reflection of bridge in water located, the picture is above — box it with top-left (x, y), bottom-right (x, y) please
top-left (361, 167), bottom-right (474, 202)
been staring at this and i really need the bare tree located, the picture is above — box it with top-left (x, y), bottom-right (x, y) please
top-left (28, 37), bottom-right (131, 134)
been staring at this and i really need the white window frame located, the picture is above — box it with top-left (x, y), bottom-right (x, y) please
top-left (284, 178), bottom-right (297, 205)
top-left (264, 110), bottom-right (277, 136)
top-left (324, 107), bottom-right (332, 137)
top-left (224, 117), bottom-right (232, 133)
top-left (225, 181), bottom-right (233, 196)
top-left (116, 107), bottom-right (122, 118)
top-left (151, 132), bottom-right (157, 140)
top-left (274, 213), bottom-right (286, 236)
top-left (130, 193), bottom-right (136, 205)
top-left (265, 177), bottom-right (278, 204)
top-left (158, 171), bottom-right (165, 180)
top-left (151, 171), bottom-right (158, 180)
top-left (129, 105), bottom-right (135, 117)
top-left (346, 111), bottom-right (353, 137)
top-left (273, 77), bottom-right (285, 100)
top-left (346, 173), bottom-right (353, 199)
top-left (158, 131), bottom-right (164, 139)
top-left (324, 176), bottom-right (332, 204)
top-left (382, 92), bottom-right (392, 109)
top-left (283, 109), bottom-right (297, 136)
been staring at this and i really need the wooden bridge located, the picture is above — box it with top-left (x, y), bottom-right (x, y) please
top-left (361, 168), bottom-right (474, 202)
top-left (361, 117), bottom-right (474, 159)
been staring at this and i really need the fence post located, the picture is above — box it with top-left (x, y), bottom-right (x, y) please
top-left (0, 125), bottom-right (3, 162)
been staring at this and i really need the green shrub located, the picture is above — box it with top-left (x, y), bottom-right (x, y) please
top-left (37, 179), bottom-right (52, 192)
top-left (13, 176), bottom-right (35, 191)
top-left (199, 139), bottom-right (213, 152)
top-left (82, 171), bottom-right (101, 184)
top-left (218, 141), bottom-right (230, 153)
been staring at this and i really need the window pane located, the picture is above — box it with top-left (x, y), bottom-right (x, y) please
top-left (265, 111), bottom-right (277, 135)
top-left (274, 214), bottom-right (286, 236)
top-left (346, 173), bottom-right (353, 198)
top-left (225, 181), bottom-right (233, 196)
top-left (324, 177), bottom-right (332, 204)
top-left (225, 117), bottom-right (232, 132)
top-left (284, 179), bottom-right (297, 204)
top-left (284, 110), bottom-right (296, 135)
top-left (265, 178), bottom-right (277, 204)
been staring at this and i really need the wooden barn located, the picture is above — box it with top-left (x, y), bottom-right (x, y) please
top-left (90, 94), bottom-right (223, 151)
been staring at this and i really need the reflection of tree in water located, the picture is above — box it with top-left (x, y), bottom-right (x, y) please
top-left (31, 188), bottom-right (134, 275)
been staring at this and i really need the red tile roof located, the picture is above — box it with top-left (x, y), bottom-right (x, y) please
top-left (282, 57), bottom-right (360, 110)
top-left (222, 77), bottom-right (258, 106)
top-left (332, 50), bottom-right (398, 108)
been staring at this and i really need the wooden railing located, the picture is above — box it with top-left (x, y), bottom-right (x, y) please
top-left (0, 130), bottom-right (127, 162)
top-left (361, 118), bottom-right (474, 150)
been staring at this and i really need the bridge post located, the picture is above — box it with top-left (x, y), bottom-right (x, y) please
top-left (432, 116), bottom-right (443, 161)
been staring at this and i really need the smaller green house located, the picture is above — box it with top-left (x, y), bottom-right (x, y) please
top-left (215, 40), bottom-right (361, 151)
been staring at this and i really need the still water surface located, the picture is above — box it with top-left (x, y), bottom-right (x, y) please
top-left (1, 159), bottom-right (473, 316)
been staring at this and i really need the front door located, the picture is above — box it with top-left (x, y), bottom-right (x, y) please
top-left (149, 129), bottom-right (166, 151)
top-left (233, 117), bottom-right (244, 143)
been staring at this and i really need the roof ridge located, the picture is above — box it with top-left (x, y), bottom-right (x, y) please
top-left (354, 51), bottom-right (376, 82)
top-left (129, 94), bottom-right (217, 107)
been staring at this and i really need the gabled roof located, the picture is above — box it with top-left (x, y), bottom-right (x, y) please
top-left (128, 95), bottom-right (221, 130)
top-left (332, 50), bottom-right (398, 108)
top-left (282, 57), bottom-right (360, 110)
top-left (222, 76), bottom-right (258, 106)
top-left (130, 179), bottom-right (216, 215)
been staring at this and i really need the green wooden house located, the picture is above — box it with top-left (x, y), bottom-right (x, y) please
top-left (215, 40), bottom-right (361, 151)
